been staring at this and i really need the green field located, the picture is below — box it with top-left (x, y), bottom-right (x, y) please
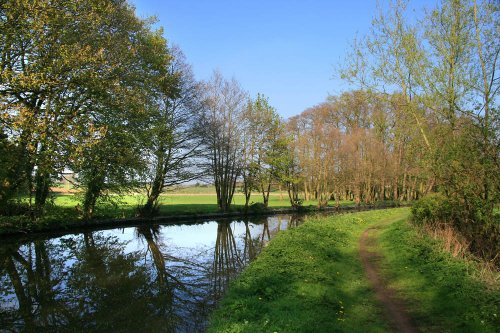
top-left (0, 189), bottom-right (359, 234)
top-left (49, 191), bottom-right (355, 217)
top-left (207, 208), bottom-right (499, 333)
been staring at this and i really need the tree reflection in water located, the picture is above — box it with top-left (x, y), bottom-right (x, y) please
top-left (211, 221), bottom-right (243, 299)
top-left (0, 214), bottom-right (304, 332)
top-left (135, 225), bottom-right (212, 332)
top-left (0, 239), bottom-right (72, 331)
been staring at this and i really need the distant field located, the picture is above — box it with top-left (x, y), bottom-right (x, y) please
top-left (51, 191), bottom-right (355, 217)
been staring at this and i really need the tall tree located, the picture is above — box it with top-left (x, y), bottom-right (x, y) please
top-left (241, 94), bottom-right (285, 208)
top-left (139, 46), bottom-right (204, 216)
top-left (0, 0), bottom-right (171, 216)
top-left (201, 71), bottom-right (247, 212)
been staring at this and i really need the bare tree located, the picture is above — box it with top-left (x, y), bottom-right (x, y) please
top-left (200, 71), bottom-right (247, 212)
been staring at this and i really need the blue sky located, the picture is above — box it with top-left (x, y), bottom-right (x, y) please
top-left (130, 1), bottom-right (435, 119)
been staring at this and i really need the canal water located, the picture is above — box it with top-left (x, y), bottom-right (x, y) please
top-left (0, 214), bottom-right (303, 332)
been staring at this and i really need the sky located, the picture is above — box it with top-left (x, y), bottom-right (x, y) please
top-left (130, 0), bottom-right (435, 119)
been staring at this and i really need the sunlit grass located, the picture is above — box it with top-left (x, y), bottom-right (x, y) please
top-left (207, 208), bottom-right (499, 333)
top-left (378, 217), bottom-right (499, 332)
top-left (207, 208), bottom-right (410, 332)
top-left (49, 192), bottom-right (355, 217)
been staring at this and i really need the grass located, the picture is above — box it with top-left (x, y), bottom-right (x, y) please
top-left (48, 192), bottom-right (355, 217)
top-left (0, 191), bottom-right (358, 234)
top-left (207, 208), bottom-right (410, 333)
top-left (207, 208), bottom-right (499, 333)
top-left (378, 215), bottom-right (499, 332)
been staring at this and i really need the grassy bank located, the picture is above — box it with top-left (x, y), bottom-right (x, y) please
top-left (207, 208), bottom-right (499, 332)
top-left (208, 208), bottom-right (409, 332)
top-left (377, 216), bottom-right (499, 332)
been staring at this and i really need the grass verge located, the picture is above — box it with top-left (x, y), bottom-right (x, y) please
top-left (207, 208), bottom-right (410, 333)
top-left (378, 216), bottom-right (499, 332)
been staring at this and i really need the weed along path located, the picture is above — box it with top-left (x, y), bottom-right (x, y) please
top-left (360, 221), bottom-right (419, 333)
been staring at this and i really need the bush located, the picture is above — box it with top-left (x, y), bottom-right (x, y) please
top-left (412, 193), bottom-right (500, 266)
top-left (411, 193), bottom-right (452, 227)
top-left (248, 202), bottom-right (267, 212)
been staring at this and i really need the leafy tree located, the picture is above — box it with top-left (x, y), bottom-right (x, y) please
top-left (0, 0), bottom-right (171, 215)
top-left (241, 94), bottom-right (285, 208)
top-left (71, 24), bottom-right (173, 219)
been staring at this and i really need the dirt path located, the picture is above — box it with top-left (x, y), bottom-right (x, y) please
top-left (359, 224), bottom-right (419, 333)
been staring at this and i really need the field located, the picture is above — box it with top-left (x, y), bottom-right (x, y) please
top-left (0, 187), bottom-right (360, 234)
top-left (49, 188), bottom-right (355, 218)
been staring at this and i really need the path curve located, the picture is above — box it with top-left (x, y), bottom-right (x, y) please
top-left (359, 225), bottom-right (419, 333)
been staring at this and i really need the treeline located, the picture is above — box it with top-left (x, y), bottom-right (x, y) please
top-left (0, 0), bottom-right (288, 219)
top-left (336, 0), bottom-right (498, 262)
top-left (287, 91), bottom-right (429, 207)
top-left (0, 0), bottom-right (498, 260)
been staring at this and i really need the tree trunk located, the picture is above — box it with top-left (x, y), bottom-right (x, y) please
top-left (34, 169), bottom-right (50, 214)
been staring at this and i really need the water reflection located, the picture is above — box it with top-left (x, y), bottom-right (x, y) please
top-left (0, 214), bottom-right (303, 332)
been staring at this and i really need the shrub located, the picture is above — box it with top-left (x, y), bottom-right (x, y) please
top-left (411, 193), bottom-right (452, 227)
top-left (249, 202), bottom-right (267, 212)
top-left (412, 193), bottom-right (500, 266)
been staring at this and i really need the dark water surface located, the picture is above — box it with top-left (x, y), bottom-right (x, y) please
top-left (0, 214), bottom-right (303, 332)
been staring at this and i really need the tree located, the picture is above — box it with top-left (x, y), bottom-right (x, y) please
top-left (64, 6), bottom-right (174, 219)
top-left (201, 71), bottom-right (247, 212)
top-left (241, 94), bottom-right (285, 208)
top-left (0, 0), bottom-right (171, 216)
top-left (139, 46), bottom-right (204, 216)
top-left (274, 133), bottom-right (303, 208)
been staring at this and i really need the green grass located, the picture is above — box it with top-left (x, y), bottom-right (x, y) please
top-left (207, 208), bottom-right (499, 333)
top-left (0, 190), bottom-right (357, 234)
top-left (207, 208), bottom-right (410, 333)
top-left (378, 216), bottom-right (499, 332)
top-left (48, 192), bottom-right (355, 217)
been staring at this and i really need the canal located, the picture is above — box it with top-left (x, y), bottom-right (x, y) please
top-left (0, 214), bottom-right (303, 332)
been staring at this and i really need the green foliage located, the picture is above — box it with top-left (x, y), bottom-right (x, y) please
top-left (411, 193), bottom-right (452, 226)
top-left (240, 93), bottom-right (287, 208)
top-left (0, 0), bottom-right (174, 215)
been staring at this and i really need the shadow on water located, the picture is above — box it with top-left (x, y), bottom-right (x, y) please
top-left (0, 214), bottom-right (304, 332)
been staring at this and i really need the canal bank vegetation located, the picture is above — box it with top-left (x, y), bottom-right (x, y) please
top-left (0, 0), bottom-right (498, 264)
top-left (207, 208), bottom-right (499, 333)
